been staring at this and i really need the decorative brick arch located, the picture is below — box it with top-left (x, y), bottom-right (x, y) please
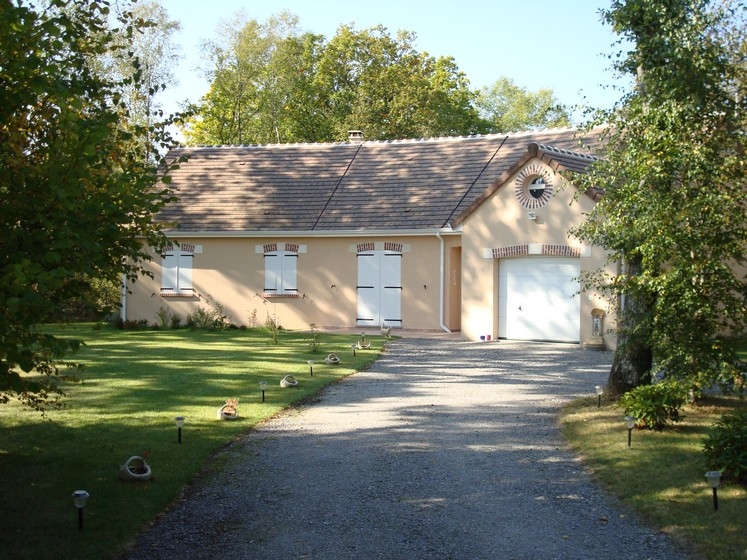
top-left (262, 242), bottom-right (300, 254)
top-left (165, 242), bottom-right (195, 254)
top-left (489, 244), bottom-right (581, 259)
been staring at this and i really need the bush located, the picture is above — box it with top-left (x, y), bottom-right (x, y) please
top-left (703, 409), bottom-right (747, 484)
top-left (185, 306), bottom-right (215, 329)
top-left (617, 381), bottom-right (688, 430)
top-left (185, 296), bottom-right (229, 330)
top-left (170, 313), bottom-right (182, 329)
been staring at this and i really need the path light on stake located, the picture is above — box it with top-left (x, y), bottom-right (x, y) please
top-left (72, 490), bottom-right (89, 531)
top-left (595, 385), bottom-right (603, 408)
top-left (259, 381), bottom-right (267, 402)
top-left (175, 416), bottom-right (185, 444)
top-left (624, 416), bottom-right (636, 447)
top-left (706, 471), bottom-right (722, 511)
top-left (307, 360), bottom-right (314, 376)
top-left (351, 343), bottom-right (357, 357)
top-left (625, 416), bottom-right (635, 447)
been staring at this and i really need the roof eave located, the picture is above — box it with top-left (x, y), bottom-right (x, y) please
top-left (159, 227), bottom-right (462, 239)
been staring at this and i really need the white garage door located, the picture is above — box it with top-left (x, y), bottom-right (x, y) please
top-left (498, 257), bottom-right (580, 342)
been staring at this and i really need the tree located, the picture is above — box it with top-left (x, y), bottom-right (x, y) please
top-left (184, 17), bottom-right (483, 144)
top-left (104, 0), bottom-right (182, 130)
top-left (474, 77), bottom-right (571, 132)
top-left (185, 11), bottom-right (312, 145)
top-left (0, 0), bottom-right (185, 410)
top-left (571, 0), bottom-right (747, 396)
top-left (313, 25), bottom-right (482, 140)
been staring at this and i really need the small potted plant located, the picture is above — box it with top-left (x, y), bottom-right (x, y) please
top-left (217, 398), bottom-right (240, 420)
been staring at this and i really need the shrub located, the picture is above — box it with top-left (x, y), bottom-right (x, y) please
top-left (186, 306), bottom-right (214, 329)
top-left (308, 323), bottom-right (321, 351)
top-left (156, 306), bottom-right (172, 328)
top-left (703, 409), bottom-right (747, 484)
top-left (617, 381), bottom-right (688, 430)
top-left (170, 313), bottom-right (182, 329)
top-left (264, 312), bottom-right (281, 344)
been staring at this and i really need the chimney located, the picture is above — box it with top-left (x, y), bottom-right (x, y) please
top-left (347, 130), bottom-right (364, 142)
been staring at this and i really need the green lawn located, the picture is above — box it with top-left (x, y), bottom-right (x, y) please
top-left (561, 395), bottom-right (747, 560)
top-left (0, 324), bottom-right (382, 560)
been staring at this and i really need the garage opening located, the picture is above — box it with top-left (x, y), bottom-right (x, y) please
top-left (498, 257), bottom-right (580, 342)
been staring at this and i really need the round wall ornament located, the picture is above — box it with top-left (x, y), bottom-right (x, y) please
top-left (514, 164), bottom-right (554, 208)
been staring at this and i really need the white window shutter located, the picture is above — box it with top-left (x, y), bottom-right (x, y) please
top-left (178, 251), bottom-right (193, 293)
top-left (265, 254), bottom-right (280, 292)
top-left (162, 252), bottom-right (177, 291)
top-left (281, 252), bottom-right (297, 292)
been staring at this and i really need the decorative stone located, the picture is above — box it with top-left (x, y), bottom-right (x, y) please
top-left (119, 456), bottom-right (152, 482)
top-left (280, 375), bottom-right (298, 388)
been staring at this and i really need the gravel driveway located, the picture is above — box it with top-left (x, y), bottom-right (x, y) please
top-left (123, 338), bottom-right (695, 560)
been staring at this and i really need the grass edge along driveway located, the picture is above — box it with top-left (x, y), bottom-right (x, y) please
top-left (0, 324), bottom-right (382, 560)
top-left (561, 394), bottom-right (747, 560)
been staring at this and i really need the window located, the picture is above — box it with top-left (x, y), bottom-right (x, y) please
top-left (259, 242), bottom-right (304, 297)
top-left (528, 176), bottom-right (546, 199)
top-left (264, 250), bottom-right (298, 296)
top-left (161, 244), bottom-right (194, 296)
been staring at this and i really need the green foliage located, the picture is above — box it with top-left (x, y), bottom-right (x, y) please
top-left (571, 0), bottom-right (747, 394)
top-left (170, 313), bottom-right (183, 329)
top-left (156, 306), bottom-right (173, 328)
top-left (55, 275), bottom-right (122, 321)
top-left (102, 0), bottom-right (182, 129)
top-left (703, 409), bottom-right (747, 484)
top-left (308, 323), bottom-right (321, 351)
top-left (474, 77), bottom-right (571, 132)
top-left (248, 308), bottom-right (258, 328)
top-left (0, 1), bottom-right (186, 409)
top-left (184, 16), bottom-right (488, 143)
top-left (264, 312), bottom-right (282, 344)
top-left (617, 380), bottom-right (688, 429)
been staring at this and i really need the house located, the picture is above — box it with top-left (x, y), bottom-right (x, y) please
top-left (124, 127), bottom-right (616, 347)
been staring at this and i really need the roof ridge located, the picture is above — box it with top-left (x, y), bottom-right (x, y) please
top-left (173, 127), bottom-right (586, 151)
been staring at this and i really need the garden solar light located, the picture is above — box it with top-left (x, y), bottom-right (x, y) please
top-left (72, 490), bottom-right (89, 530)
top-left (175, 416), bottom-right (185, 444)
top-left (307, 360), bottom-right (314, 376)
top-left (351, 343), bottom-right (357, 357)
top-left (624, 416), bottom-right (636, 447)
top-left (705, 471), bottom-right (722, 511)
top-left (595, 385), bottom-right (603, 408)
top-left (259, 381), bottom-right (267, 402)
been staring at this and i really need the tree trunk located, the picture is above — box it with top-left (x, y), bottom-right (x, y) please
top-left (607, 255), bottom-right (653, 397)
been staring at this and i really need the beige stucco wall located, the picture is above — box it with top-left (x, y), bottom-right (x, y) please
top-left (126, 233), bottom-right (461, 332)
top-left (459, 158), bottom-right (618, 348)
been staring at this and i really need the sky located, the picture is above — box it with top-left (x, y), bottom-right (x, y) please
top-left (156, 0), bottom-right (631, 123)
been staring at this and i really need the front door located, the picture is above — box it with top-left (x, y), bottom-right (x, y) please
top-left (357, 249), bottom-right (402, 327)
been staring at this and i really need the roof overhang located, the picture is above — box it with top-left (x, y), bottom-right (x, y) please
top-left (159, 227), bottom-right (462, 239)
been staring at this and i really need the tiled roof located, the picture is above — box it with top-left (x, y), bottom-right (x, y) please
top-left (159, 127), bottom-right (601, 233)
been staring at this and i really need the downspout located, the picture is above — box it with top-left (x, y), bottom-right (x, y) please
top-left (436, 231), bottom-right (451, 333)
